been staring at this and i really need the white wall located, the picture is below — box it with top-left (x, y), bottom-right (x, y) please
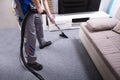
top-left (0, 0), bottom-right (18, 28)
top-left (99, 0), bottom-right (111, 11)
top-left (109, 0), bottom-right (120, 17)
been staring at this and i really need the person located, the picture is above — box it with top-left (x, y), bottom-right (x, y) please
top-left (14, 0), bottom-right (55, 71)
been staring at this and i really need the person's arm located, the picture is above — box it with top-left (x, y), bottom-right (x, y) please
top-left (32, 0), bottom-right (55, 23)
top-left (32, 0), bottom-right (43, 13)
top-left (43, 0), bottom-right (55, 23)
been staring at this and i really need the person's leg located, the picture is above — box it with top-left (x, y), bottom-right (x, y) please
top-left (25, 14), bottom-right (42, 71)
top-left (35, 14), bottom-right (52, 49)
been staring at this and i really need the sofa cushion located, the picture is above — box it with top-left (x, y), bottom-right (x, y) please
top-left (86, 18), bottom-right (119, 32)
top-left (112, 21), bottom-right (120, 34)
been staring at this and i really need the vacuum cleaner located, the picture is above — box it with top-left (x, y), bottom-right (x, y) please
top-left (20, 9), bottom-right (68, 80)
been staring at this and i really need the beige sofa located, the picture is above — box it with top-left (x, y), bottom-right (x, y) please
top-left (79, 8), bottom-right (120, 80)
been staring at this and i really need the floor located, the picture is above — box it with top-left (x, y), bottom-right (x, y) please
top-left (0, 27), bottom-right (103, 80)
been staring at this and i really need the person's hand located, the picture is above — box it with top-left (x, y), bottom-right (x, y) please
top-left (37, 7), bottom-right (43, 14)
top-left (50, 16), bottom-right (55, 24)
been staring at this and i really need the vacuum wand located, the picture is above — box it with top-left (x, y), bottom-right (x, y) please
top-left (43, 11), bottom-right (62, 32)
top-left (42, 10), bottom-right (68, 38)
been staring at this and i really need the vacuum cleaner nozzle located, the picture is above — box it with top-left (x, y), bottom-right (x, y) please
top-left (59, 32), bottom-right (68, 38)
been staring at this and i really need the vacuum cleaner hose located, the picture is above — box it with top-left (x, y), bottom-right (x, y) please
top-left (20, 9), bottom-right (68, 80)
top-left (20, 10), bottom-right (45, 80)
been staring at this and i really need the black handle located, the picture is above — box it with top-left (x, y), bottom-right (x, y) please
top-left (30, 9), bottom-right (47, 14)
top-left (42, 10), bottom-right (47, 14)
